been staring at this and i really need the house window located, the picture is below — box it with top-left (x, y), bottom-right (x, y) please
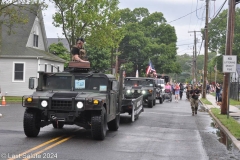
top-left (13, 63), bottom-right (25, 81)
top-left (33, 34), bottom-right (38, 47)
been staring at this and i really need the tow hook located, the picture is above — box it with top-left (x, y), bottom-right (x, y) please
top-left (52, 116), bottom-right (59, 128)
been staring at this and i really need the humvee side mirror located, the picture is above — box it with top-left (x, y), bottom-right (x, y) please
top-left (29, 78), bottom-right (35, 89)
top-left (112, 81), bottom-right (119, 90)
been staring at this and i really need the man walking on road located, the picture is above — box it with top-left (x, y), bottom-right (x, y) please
top-left (189, 85), bottom-right (200, 116)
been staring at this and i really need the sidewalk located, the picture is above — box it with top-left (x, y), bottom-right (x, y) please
top-left (202, 93), bottom-right (240, 151)
top-left (205, 94), bottom-right (240, 118)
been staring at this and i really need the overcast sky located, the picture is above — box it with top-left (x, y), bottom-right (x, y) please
top-left (43, 0), bottom-right (229, 55)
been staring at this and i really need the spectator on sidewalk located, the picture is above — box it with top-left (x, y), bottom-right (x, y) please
top-left (215, 83), bottom-right (221, 103)
top-left (217, 91), bottom-right (222, 108)
top-left (206, 83), bottom-right (210, 94)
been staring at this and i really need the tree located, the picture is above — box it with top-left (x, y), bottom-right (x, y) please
top-left (48, 42), bottom-right (70, 67)
top-left (51, 0), bottom-right (122, 49)
top-left (208, 8), bottom-right (240, 64)
top-left (118, 8), bottom-right (179, 76)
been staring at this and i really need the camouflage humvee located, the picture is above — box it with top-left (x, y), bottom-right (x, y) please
top-left (123, 77), bottom-right (156, 108)
top-left (22, 62), bottom-right (123, 140)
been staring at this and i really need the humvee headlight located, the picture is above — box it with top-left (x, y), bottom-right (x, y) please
top-left (137, 90), bottom-right (141, 93)
top-left (41, 100), bottom-right (48, 107)
top-left (131, 89), bottom-right (134, 93)
top-left (142, 90), bottom-right (146, 94)
top-left (77, 102), bottom-right (83, 109)
top-left (126, 90), bottom-right (131, 94)
top-left (93, 100), bottom-right (99, 105)
top-left (26, 97), bottom-right (32, 103)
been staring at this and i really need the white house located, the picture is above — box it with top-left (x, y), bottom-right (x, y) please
top-left (0, 5), bottom-right (65, 96)
top-left (231, 64), bottom-right (240, 82)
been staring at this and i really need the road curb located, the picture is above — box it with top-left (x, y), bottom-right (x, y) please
top-left (200, 100), bottom-right (240, 151)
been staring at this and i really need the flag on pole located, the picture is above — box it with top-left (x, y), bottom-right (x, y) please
top-left (146, 59), bottom-right (156, 75)
top-left (136, 69), bottom-right (139, 77)
top-left (214, 64), bottom-right (217, 71)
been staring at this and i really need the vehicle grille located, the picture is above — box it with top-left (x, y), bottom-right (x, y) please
top-left (53, 93), bottom-right (78, 98)
top-left (51, 100), bottom-right (72, 110)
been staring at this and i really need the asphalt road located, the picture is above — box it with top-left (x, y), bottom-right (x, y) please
top-left (1, 95), bottom-right (240, 160)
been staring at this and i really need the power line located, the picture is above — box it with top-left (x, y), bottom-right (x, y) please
top-left (212, 0), bottom-right (227, 19)
top-left (168, 6), bottom-right (204, 24)
top-left (177, 43), bottom-right (194, 46)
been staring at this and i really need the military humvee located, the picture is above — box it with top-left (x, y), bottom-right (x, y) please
top-left (22, 62), bottom-right (123, 140)
top-left (121, 76), bottom-right (143, 122)
top-left (123, 77), bottom-right (156, 108)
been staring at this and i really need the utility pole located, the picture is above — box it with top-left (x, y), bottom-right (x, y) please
top-left (222, 0), bottom-right (236, 114)
top-left (188, 30), bottom-right (201, 83)
top-left (115, 48), bottom-right (118, 78)
top-left (202, 0), bottom-right (209, 99)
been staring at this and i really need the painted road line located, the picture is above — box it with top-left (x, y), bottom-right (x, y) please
top-left (22, 136), bottom-right (73, 160)
top-left (7, 136), bottom-right (63, 160)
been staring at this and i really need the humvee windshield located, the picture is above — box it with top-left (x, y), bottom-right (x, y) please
top-left (75, 76), bottom-right (108, 92)
top-left (124, 79), bottom-right (154, 87)
top-left (43, 76), bottom-right (72, 90)
top-left (43, 76), bottom-right (108, 92)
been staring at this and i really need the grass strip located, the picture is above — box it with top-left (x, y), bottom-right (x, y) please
top-left (200, 98), bottom-right (212, 105)
top-left (211, 108), bottom-right (240, 140)
top-left (1, 96), bottom-right (22, 102)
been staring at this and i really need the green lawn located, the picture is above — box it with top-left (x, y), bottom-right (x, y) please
top-left (210, 92), bottom-right (240, 106)
top-left (200, 98), bottom-right (212, 105)
top-left (211, 108), bottom-right (240, 140)
top-left (1, 96), bottom-right (22, 102)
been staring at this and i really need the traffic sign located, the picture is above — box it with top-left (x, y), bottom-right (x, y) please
top-left (222, 55), bottom-right (237, 73)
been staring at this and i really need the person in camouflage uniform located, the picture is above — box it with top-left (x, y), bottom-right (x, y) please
top-left (186, 84), bottom-right (191, 100)
top-left (189, 85), bottom-right (200, 116)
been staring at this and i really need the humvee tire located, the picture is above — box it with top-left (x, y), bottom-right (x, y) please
top-left (107, 114), bottom-right (120, 131)
top-left (148, 98), bottom-right (153, 108)
top-left (23, 109), bottom-right (40, 137)
top-left (52, 121), bottom-right (64, 129)
top-left (91, 107), bottom-right (107, 140)
top-left (153, 99), bottom-right (156, 106)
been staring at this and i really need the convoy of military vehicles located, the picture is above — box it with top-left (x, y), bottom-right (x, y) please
top-left (22, 62), bottom-right (170, 140)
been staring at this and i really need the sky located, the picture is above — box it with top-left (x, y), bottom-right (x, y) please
top-left (42, 0), bottom-right (229, 56)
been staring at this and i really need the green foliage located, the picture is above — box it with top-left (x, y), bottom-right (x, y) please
top-left (87, 46), bottom-right (111, 72)
top-left (118, 7), bottom-right (179, 76)
top-left (230, 99), bottom-right (240, 106)
top-left (211, 108), bottom-right (240, 139)
top-left (3, 96), bottom-right (21, 102)
top-left (200, 98), bottom-right (212, 105)
top-left (49, 42), bottom-right (69, 55)
top-left (51, 0), bottom-right (123, 49)
top-left (48, 42), bottom-right (70, 67)
top-left (208, 8), bottom-right (240, 66)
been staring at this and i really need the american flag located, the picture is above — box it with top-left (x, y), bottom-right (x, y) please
top-left (214, 64), bottom-right (217, 71)
top-left (146, 59), bottom-right (156, 74)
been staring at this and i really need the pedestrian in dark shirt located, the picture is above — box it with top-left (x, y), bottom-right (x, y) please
top-left (215, 83), bottom-right (221, 102)
top-left (179, 83), bottom-right (184, 100)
